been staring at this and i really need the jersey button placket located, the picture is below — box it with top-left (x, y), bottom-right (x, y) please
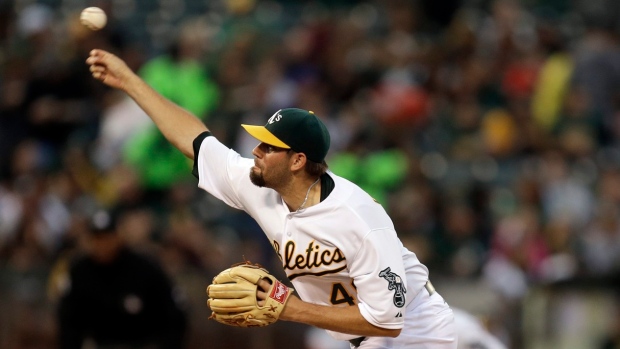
top-left (284, 215), bottom-right (293, 237)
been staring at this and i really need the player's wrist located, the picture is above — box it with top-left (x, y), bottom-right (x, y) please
top-left (279, 294), bottom-right (300, 322)
top-left (122, 71), bottom-right (143, 93)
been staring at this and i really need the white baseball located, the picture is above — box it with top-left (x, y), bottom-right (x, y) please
top-left (80, 7), bottom-right (107, 31)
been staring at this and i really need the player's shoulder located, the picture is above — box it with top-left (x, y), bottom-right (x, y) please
top-left (327, 172), bottom-right (366, 199)
top-left (328, 173), bottom-right (385, 206)
top-left (325, 173), bottom-right (393, 228)
top-left (195, 132), bottom-right (232, 157)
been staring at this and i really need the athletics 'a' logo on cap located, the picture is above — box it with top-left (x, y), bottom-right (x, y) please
top-left (268, 110), bottom-right (283, 124)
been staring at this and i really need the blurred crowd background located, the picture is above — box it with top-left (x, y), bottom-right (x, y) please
top-left (2, 0), bottom-right (620, 348)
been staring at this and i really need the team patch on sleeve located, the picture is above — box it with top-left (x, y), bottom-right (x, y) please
top-left (379, 267), bottom-right (406, 308)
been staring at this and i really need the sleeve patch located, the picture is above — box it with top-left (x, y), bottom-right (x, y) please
top-left (379, 267), bottom-right (406, 308)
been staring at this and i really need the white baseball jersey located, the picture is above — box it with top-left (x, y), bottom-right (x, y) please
top-left (453, 308), bottom-right (507, 349)
top-left (195, 135), bottom-right (454, 345)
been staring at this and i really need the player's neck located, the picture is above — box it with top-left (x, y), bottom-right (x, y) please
top-left (283, 176), bottom-right (321, 213)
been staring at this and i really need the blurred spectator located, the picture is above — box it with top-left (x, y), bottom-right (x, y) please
top-left (576, 167), bottom-right (620, 278)
top-left (123, 17), bottom-right (220, 192)
top-left (598, 293), bottom-right (620, 349)
top-left (53, 209), bottom-right (187, 349)
top-left (453, 307), bottom-right (508, 349)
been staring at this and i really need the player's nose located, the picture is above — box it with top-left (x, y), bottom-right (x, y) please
top-left (252, 144), bottom-right (263, 158)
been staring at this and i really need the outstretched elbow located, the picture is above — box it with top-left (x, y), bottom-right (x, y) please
top-left (387, 328), bottom-right (401, 338)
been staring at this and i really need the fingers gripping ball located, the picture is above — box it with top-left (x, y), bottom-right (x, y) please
top-left (80, 7), bottom-right (107, 31)
top-left (207, 262), bottom-right (293, 327)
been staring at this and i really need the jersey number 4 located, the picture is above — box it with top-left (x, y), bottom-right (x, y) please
top-left (330, 282), bottom-right (356, 306)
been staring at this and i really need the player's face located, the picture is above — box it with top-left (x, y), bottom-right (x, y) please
top-left (250, 143), bottom-right (293, 188)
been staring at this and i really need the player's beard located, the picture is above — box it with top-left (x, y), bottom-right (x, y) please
top-left (249, 163), bottom-right (290, 189)
top-left (249, 168), bottom-right (266, 187)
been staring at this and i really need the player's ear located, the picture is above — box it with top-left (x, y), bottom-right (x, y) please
top-left (289, 152), bottom-right (307, 171)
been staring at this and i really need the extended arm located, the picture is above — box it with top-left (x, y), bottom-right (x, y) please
top-left (86, 49), bottom-right (207, 158)
top-left (257, 279), bottom-right (401, 338)
top-left (281, 295), bottom-right (401, 337)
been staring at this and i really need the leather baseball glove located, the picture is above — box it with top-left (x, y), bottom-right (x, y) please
top-left (206, 262), bottom-right (294, 327)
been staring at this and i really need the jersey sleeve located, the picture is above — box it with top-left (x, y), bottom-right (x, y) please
top-left (193, 134), bottom-right (254, 210)
top-left (349, 228), bottom-right (410, 329)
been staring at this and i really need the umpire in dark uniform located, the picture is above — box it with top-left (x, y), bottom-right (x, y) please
top-left (57, 209), bottom-right (187, 349)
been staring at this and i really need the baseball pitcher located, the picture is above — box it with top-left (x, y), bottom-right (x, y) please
top-left (86, 49), bottom-right (457, 349)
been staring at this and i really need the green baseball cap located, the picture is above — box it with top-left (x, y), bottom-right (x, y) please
top-left (241, 108), bottom-right (331, 163)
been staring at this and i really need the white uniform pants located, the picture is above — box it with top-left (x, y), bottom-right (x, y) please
top-left (352, 289), bottom-right (457, 349)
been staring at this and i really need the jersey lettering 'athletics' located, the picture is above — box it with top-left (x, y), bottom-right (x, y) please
top-left (274, 240), bottom-right (346, 279)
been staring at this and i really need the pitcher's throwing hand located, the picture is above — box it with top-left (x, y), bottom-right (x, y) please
top-left (86, 50), bottom-right (135, 91)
